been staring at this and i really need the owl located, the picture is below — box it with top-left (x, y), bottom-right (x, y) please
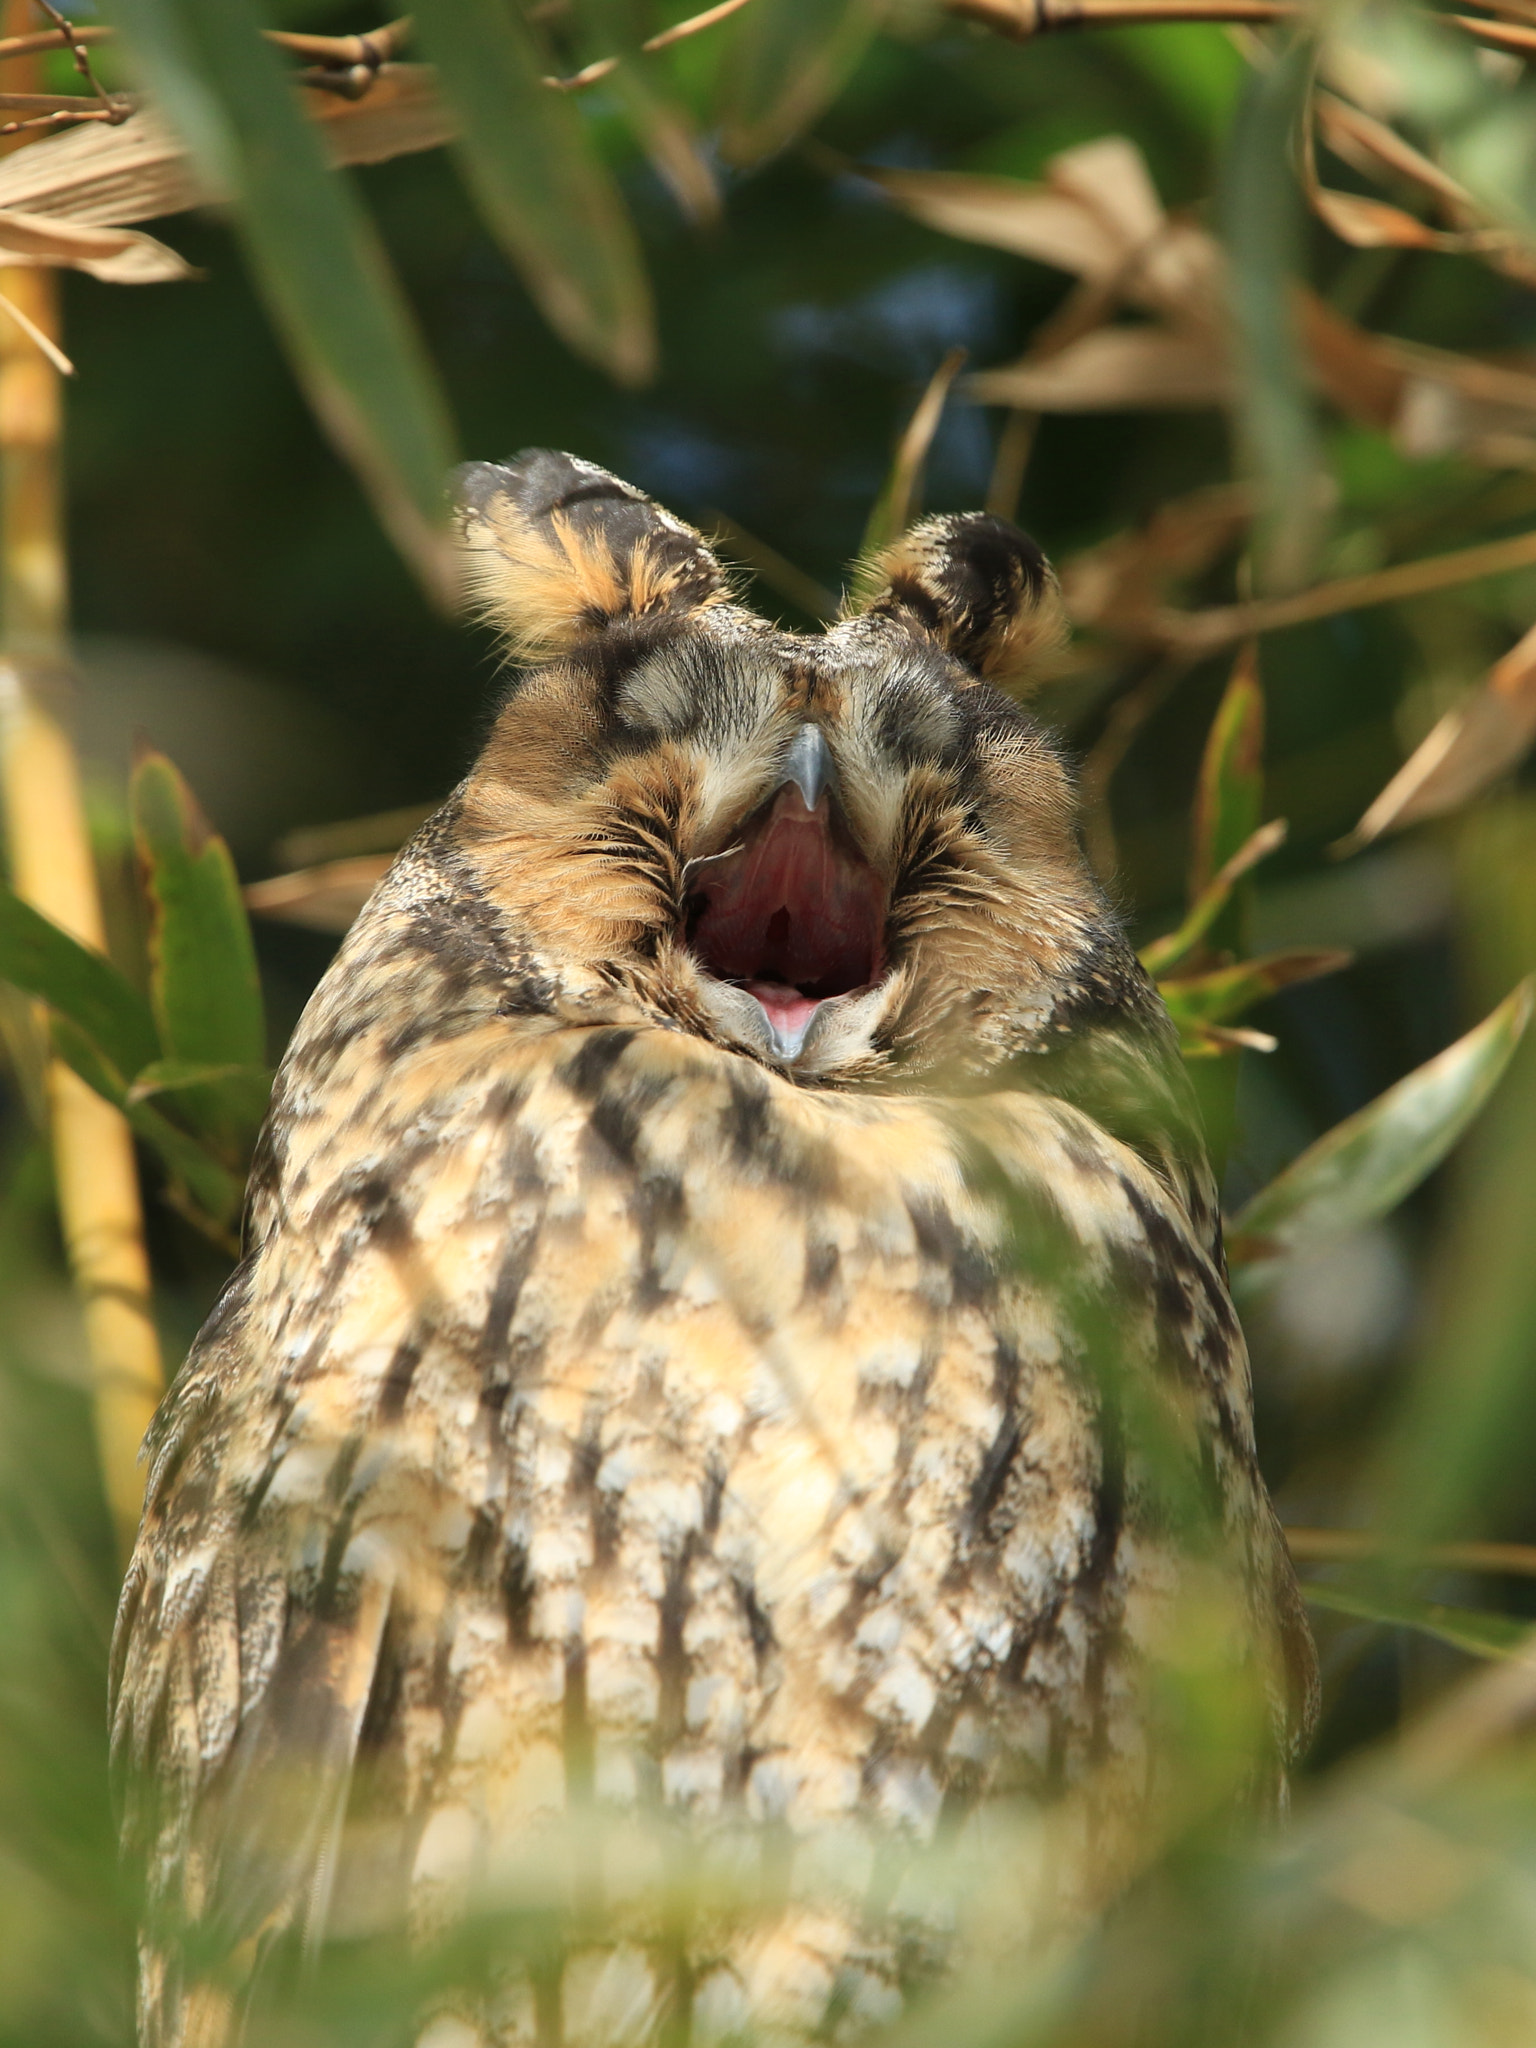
top-left (111, 451), bottom-right (1315, 2048)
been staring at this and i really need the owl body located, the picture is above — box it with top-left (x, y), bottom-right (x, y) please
top-left (113, 454), bottom-right (1312, 2047)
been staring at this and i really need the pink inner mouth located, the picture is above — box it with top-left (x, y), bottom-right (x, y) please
top-left (688, 785), bottom-right (886, 1043)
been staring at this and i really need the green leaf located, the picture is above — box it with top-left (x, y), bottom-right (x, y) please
top-left (716, 0), bottom-right (889, 167)
top-left (0, 887), bottom-right (159, 1079)
top-left (1190, 646), bottom-right (1265, 903)
top-left (1160, 948), bottom-right (1351, 1034)
top-left (132, 751), bottom-right (264, 1070)
top-left (132, 749), bottom-right (266, 1156)
top-left (50, 1020), bottom-right (244, 1241)
top-left (1302, 1581), bottom-right (1530, 1660)
top-left (1140, 818), bottom-right (1287, 978)
top-left (411, 0), bottom-right (654, 385)
top-left (1220, 42), bottom-right (1326, 594)
top-left (1229, 978), bottom-right (1535, 1269)
top-left (100, 0), bottom-right (456, 595)
top-left (127, 1058), bottom-right (272, 1126)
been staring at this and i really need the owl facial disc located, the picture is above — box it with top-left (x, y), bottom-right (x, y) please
top-left (686, 725), bottom-right (886, 1064)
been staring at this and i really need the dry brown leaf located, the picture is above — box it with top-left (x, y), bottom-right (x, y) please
top-left (1307, 85), bottom-right (1536, 289)
top-left (244, 855), bottom-right (392, 934)
top-left (968, 325), bottom-right (1232, 410)
top-left (1060, 481), bottom-right (1253, 632)
top-left (0, 106), bottom-right (209, 226)
top-left (0, 67), bottom-right (455, 235)
top-left (1046, 134), bottom-right (1164, 248)
top-left (308, 64), bottom-right (457, 167)
top-left (1347, 619), bottom-right (1536, 845)
top-left (868, 166), bottom-right (1125, 276)
top-left (0, 204), bottom-right (192, 281)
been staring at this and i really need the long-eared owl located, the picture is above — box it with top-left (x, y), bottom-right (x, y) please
top-left (112, 451), bottom-right (1315, 2048)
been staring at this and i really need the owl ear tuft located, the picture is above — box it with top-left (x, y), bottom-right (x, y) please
top-left (849, 513), bottom-right (1068, 690)
top-left (454, 449), bottom-right (729, 662)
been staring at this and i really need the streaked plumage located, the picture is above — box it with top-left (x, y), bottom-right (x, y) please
top-left (112, 451), bottom-right (1315, 2047)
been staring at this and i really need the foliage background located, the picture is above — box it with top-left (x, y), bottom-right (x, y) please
top-left (4, 0), bottom-right (1536, 2041)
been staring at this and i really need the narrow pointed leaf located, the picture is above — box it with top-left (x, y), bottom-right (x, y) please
top-left (132, 750), bottom-right (264, 1071)
top-left (1140, 818), bottom-right (1287, 977)
top-left (716, 0), bottom-right (888, 167)
top-left (411, 0), bottom-right (653, 384)
top-left (0, 886), bottom-right (158, 1079)
top-left (1302, 1581), bottom-right (1529, 1660)
top-left (99, 0), bottom-right (456, 595)
top-left (1160, 948), bottom-right (1351, 1033)
top-left (1229, 978), bottom-right (1535, 1267)
top-left (862, 347), bottom-right (967, 555)
top-left (1191, 645), bottom-right (1265, 900)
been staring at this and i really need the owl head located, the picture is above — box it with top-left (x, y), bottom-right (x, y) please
top-left (449, 449), bottom-right (1157, 1090)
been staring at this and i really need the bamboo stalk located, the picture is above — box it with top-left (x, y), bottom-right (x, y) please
top-left (0, 7), bottom-right (161, 1560)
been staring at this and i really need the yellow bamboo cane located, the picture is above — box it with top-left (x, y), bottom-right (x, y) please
top-left (0, 5), bottom-right (161, 1559)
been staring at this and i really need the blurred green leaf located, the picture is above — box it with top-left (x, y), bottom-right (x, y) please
top-left (411, 0), bottom-right (654, 384)
top-left (1221, 40), bottom-right (1325, 594)
top-left (1191, 646), bottom-right (1264, 903)
top-left (716, 0), bottom-right (888, 166)
top-left (1229, 977), bottom-right (1535, 1270)
top-left (131, 750), bottom-right (264, 1072)
top-left (1303, 1580), bottom-right (1530, 1659)
top-left (49, 1022), bottom-right (244, 1243)
top-left (99, 0), bottom-right (457, 595)
top-left (0, 889), bottom-right (158, 1082)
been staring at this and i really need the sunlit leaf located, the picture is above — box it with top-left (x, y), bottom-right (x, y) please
top-left (1345, 618), bottom-right (1536, 848)
top-left (1229, 978), bottom-right (1535, 1269)
top-left (1302, 1580), bottom-right (1530, 1659)
top-left (0, 886), bottom-right (158, 1081)
top-left (716, 0), bottom-right (887, 166)
top-left (0, 206), bottom-right (193, 282)
top-left (412, 0), bottom-right (654, 384)
top-left (98, 0), bottom-right (457, 595)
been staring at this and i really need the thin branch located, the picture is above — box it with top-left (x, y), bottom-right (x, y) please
top-left (944, 0), bottom-right (1295, 34)
top-left (32, 0), bottom-right (126, 123)
top-left (0, 21), bottom-right (107, 59)
top-left (1287, 1528), bottom-right (1536, 1578)
top-left (546, 0), bottom-right (756, 90)
top-left (1157, 526), bottom-right (1536, 654)
top-left (265, 17), bottom-right (413, 67)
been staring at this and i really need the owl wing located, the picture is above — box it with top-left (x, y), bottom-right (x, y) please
top-left (110, 1269), bottom-right (401, 2046)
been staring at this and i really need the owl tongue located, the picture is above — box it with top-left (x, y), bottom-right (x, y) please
top-left (687, 780), bottom-right (886, 1040)
top-left (742, 981), bottom-right (822, 1041)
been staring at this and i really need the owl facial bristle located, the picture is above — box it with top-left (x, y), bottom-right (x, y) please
top-left (686, 727), bottom-right (886, 1063)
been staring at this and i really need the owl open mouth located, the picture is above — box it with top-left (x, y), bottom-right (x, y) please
top-left (686, 774), bottom-right (886, 1058)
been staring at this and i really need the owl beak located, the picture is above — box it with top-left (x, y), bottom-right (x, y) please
top-left (779, 723), bottom-right (836, 811)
